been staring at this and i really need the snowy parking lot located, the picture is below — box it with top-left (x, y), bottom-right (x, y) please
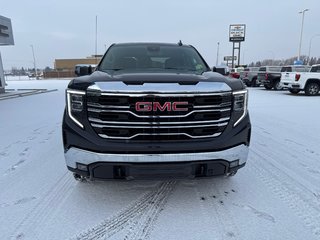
top-left (1, 80), bottom-right (320, 240)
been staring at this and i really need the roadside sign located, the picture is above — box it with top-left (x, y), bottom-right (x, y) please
top-left (224, 56), bottom-right (237, 61)
top-left (0, 15), bottom-right (14, 46)
top-left (229, 24), bottom-right (246, 42)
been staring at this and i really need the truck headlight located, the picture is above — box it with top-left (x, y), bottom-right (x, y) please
top-left (233, 89), bottom-right (248, 127)
top-left (66, 89), bottom-right (86, 128)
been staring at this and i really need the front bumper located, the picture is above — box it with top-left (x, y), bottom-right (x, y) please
top-left (65, 144), bottom-right (249, 179)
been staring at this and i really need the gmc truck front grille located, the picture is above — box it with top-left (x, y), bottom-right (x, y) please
top-left (86, 92), bottom-right (232, 140)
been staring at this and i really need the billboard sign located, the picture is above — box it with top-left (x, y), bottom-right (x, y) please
top-left (0, 15), bottom-right (14, 46)
top-left (229, 24), bottom-right (246, 42)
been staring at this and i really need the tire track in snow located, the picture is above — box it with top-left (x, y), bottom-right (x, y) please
top-left (249, 149), bottom-right (320, 237)
top-left (252, 131), bottom-right (320, 196)
top-left (11, 172), bottom-right (74, 239)
top-left (70, 181), bottom-right (176, 240)
top-left (125, 181), bottom-right (176, 240)
top-left (253, 130), bottom-right (320, 164)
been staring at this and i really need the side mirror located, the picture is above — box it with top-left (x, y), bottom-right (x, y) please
top-left (212, 66), bottom-right (217, 72)
top-left (77, 66), bottom-right (92, 76)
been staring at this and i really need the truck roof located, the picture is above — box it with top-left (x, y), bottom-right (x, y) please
top-left (113, 42), bottom-right (190, 47)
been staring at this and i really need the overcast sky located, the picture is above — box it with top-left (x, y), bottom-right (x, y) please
top-left (1, 0), bottom-right (320, 69)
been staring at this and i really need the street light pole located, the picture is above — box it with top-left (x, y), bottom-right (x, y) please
top-left (30, 44), bottom-right (38, 79)
top-left (95, 15), bottom-right (98, 64)
top-left (308, 34), bottom-right (320, 65)
top-left (216, 42), bottom-right (220, 66)
top-left (268, 51), bottom-right (275, 65)
top-left (298, 9), bottom-right (309, 61)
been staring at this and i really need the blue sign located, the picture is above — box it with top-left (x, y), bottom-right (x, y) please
top-left (294, 60), bottom-right (303, 65)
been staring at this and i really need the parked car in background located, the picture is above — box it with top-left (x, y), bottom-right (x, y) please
top-left (213, 66), bottom-right (230, 76)
top-left (280, 64), bottom-right (320, 96)
top-left (229, 67), bottom-right (244, 79)
top-left (240, 67), bottom-right (260, 87)
top-left (257, 66), bottom-right (282, 90)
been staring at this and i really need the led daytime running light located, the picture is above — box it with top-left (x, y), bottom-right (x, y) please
top-left (233, 90), bottom-right (248, 127)
top-left (67, 89), bottom-right (86, 128)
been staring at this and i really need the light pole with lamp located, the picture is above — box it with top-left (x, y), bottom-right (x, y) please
top-left (308, 34), bottom-right (320, 65)
top-left (30, 44), bottom-right (38, 79)
top-left (298, 9), bottom-right (309, 62)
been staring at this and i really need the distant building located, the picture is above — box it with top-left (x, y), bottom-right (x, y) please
top-left (44, 55), bottom-right (103, 79)
top-left (54, 55), bottom-right (103, 71)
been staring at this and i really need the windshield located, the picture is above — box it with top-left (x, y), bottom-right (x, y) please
top-left (281, 67), bottom-right (292, 72)
top-left (98, 44), bottom-right (209, 73)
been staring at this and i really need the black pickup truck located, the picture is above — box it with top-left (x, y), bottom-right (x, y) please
top-left (62, 42), bottom-right (251, 181)
top-left (257, 66), bottom-right (282, 90)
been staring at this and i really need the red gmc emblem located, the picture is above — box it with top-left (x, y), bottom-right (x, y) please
top-left (135, 102), bottom-right (189, 112)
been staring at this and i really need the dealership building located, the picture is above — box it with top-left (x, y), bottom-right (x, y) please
top-left (0, 15), bottom-right (14, 93)
top-left (43, 55), bottom-right (102, 79)
top-left (54, 55), bottom-right (102, 70)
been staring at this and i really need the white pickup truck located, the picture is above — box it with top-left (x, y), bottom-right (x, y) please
top-left (281, 64), bottom-right (320, 95)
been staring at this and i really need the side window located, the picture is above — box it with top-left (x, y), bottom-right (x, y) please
top-left (269, 67), bottom-right (281, 72)
top-left (311, 66), bottom-right (320, 72)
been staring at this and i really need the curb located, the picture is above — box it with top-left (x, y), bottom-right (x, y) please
top-left (0, 89), bottom-right (58, 101)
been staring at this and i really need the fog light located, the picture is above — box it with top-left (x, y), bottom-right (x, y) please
top-left (77, 163), bottom-right (88, 171)
top-left (230, 160), bottom-right (239, 168)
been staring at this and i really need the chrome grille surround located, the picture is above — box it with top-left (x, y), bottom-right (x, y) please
top-left (86, 82), bottom-right (232, 140)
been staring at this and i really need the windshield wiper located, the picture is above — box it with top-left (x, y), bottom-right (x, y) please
top-left (103, 68), bottom-right (125, 71)
top-left (164, 67), bottom-right (196, 71)
top-left (164, 67), bottom-right (208, 74)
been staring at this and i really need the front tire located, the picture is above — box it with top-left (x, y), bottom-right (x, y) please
top-left (252, 77), bottom-right (257, 87)
top-left (289, 89), bottom-right (300, 94)
top-left (305, 82), bottom-right (320, 96)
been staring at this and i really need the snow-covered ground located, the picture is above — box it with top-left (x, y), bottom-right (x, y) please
top-left (0, 80), bottom-right (320, 240)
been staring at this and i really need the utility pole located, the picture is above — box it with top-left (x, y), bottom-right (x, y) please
top-left (95, 15), bottom-right (98, 64)
top-left (30, 45), bottom-right (38, 79)
top-left (298, 9), bottom-right (309, 61)
top-left (216, 42), bottom-right (220, 66)
top-left (308, 34), bottom-right (320, 65)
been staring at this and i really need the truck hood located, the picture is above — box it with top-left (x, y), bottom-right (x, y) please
top-left (68, 70), bottom-right (245, 92)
